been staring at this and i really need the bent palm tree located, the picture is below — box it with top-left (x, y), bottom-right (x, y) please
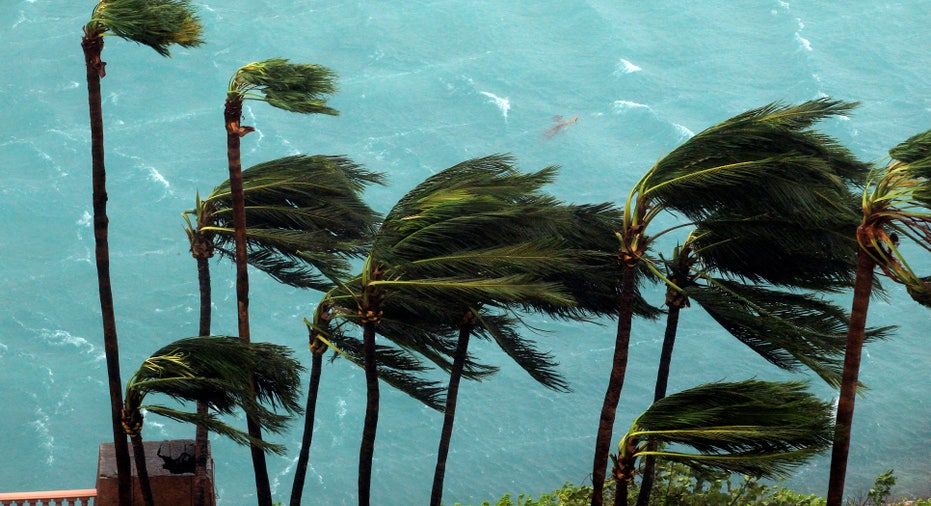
top-left (635, 219), bottom-right (893, 505)
top-left (82, 2), bottom-right (202, 502)
top-left (590, 98), bottom-right (872, 506)
top-left (317, 156), bottom-right (615, 505)
top-left (611, 380), bottom-right (834, 506)
top-left (223, 58), bottom-right (338, 506)
top-left (184, 154), bottom-right (383, 505)
top-left (121, 336), bottom-right (303, 506)
top-left (827, 129), bottom-right (931, 505)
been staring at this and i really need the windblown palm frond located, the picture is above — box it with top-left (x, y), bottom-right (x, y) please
top-left (187, 154), bottom-right (384, 291)
top-left (229, 58), bottom-right (339, 115)
top-left (123, 336), bottom-right (304, 445)
top-left (612, 380), bottom-right (833, 483)
top-left (638, 99), bottom-right (867, 222)
top-left (860, 129), bottom-right (931, 306)
top-left (685, 280), bottom-right (893, 388)
top-left (85, 0), bottom-right (203, 55)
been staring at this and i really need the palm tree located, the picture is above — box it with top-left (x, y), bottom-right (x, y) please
top-left (223, 58), bottom-right (338, 506)
top-left (81, 2), bottom-right (202, 502)
top-left (827, 129), bottom-right (931, 505)
top-left (121, 336), bottom-right (304, 506)
top-left (610, 380), bottom-right (834, 506)
top-left (634, 219), bottom-right (893, 505)
top-left (184, 153), bottom-right (383, 505)
top-left (590, 98), bottom-right (873, 506)
top-left (316, 155), bottom-right (621, 505)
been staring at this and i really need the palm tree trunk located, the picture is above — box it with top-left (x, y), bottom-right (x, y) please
top-left (82, 32), bottom-right (132, 506)
top-left (194, 255), bottom-right (212, 506)
top-left (636, 301), bottom-right (682, 506)
top-left (826, 248), bottom-right (875, 506)
top-left (359, 319), bottom-right (380, 506)
top-left (130, 434), bottom-right (156, 506)
top-left (591, 266), bottom-right (637, 506)
top-left (225, 97), bottom-right (272, 506)
top-left (430, 321), bottom-right (475, 506)
top-left (614, 481), bottom-right (628, 506)
top-left (290, 346), bottom-right (323, 506)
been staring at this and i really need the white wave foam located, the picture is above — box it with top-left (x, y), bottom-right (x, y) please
top-left (39, 328), bottom-right (98, 357)
top-left (673, 123), bottom-right (695, 140)
top-left (31, 407), bottom-right (55, 465)
top-left (616, 58), bottom-right (642, 74)
top-left (147, 166), bottom-right (171, 191)
top-left (795, 32), bottom-right (812, 51)
top-left (479, 91), bottom-right (510, 121)
top-left (612, 100), bottom-right (651, 112)
top-left (76, 211), bottom-right (92, 227)
top-left (336, 398), bottom-right (348, 419)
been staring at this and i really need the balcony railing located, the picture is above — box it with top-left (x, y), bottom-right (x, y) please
top-left (0, 489), bottom-right (96, 506)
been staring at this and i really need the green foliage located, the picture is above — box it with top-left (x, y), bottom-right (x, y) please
top-left (460, 464), bottom-right (930, 506)
top-left (229, 58), bottom-right (339, 115)
top-left (86, 0), bottom-right (204, 55)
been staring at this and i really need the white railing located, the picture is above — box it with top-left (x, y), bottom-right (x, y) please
top-left (0, 489), bottom-right (96, 506)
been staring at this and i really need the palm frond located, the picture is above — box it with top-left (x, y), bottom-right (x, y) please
top-left (87, 0), bottom-right (203, 55)
top-left (230, 58), bottom-right (339, 115)
top-left (199, 154), bottom-right (384, 289)
top-left (142, 406), bottom-right (287, 455)
top-left (637, 99), bottom-right (868, 224)
top-left (615, 380), bottom-right (834, 481)
top-left (686, 281), bottom-right (893, 388)
top-left (473, 313), bottom-right (570, 392)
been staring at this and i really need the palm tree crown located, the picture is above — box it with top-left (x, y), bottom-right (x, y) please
top-left (85, 0), bottom-right (203, 54)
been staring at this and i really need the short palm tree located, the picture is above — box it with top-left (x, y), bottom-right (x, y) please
top-left (82, 2), bottom-right (202, 502)
top-left (590, 98), bottom-right (873, 506)
top-left (222, 58), bottom-right (338, 506)
top-left (610, 380), bottom-right (834, 506)
top-left (827, 129), bottom-right (931, 506)
top-left (121, 336), bottom-right (303, 506)
top-left (311, 155), bottom-right (662, 505)
top-left (184, 154), bottom-right (383, 505)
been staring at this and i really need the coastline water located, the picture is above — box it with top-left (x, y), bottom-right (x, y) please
top-left (1, 2), bottom-right (929, 504)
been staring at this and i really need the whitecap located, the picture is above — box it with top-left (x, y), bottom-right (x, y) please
top-left (612, 100), bottom-right (651, 113)
top-left (795, 32), bottom-right (812, 51)
top-left (76, 210), bottom-right (92, 227)
top-left (616, 58), bottom-right (642, 74)
top-left (336, 398), bottom-right (348, 419)
top-left (673, 123), bottom-right (695, 140)
top-left (479, 91), bottom-right (510, 122)
top-left (147, 166), bottom-right (171, 191)
top-left (39, 328), bottom-right (97, 356)
top-left (31, 407), bottom-right (55, 465)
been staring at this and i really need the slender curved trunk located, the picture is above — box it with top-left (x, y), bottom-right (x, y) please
top-left (290, 347), bottom-right (324, 506)
top-left (225, 97), bottom-right (272, 506)
top-left (430, 321), bottom-right (475, 506)
top-left (636, 301), bottom-right (683, 506)
top-left (826, 248), bottom-right (875, 506)
top-left (592, 266), bottom-right (636, 506)
top-left (82, 32), bottom-right (132, 506)
top-left (130, 434), bottom-right (156, 506)
top-left (359, 319), bottom-right (379, 506)
top-left (194, 254), bottom-right (212, 506)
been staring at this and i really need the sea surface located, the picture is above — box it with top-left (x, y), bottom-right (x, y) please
top-left (2, 1), bottom-right (930, 504)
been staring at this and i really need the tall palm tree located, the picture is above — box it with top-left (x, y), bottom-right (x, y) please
top-left (827, 129), bottom-right (931, 506)
top-left (184, 154), bottom-right (383, 505)
top-left (121, 336), bottom-right (304, 506)
top-left (223, 58), bottom-right (338, 506)
top-left (590, 98), bottom-right (873, 506)
top-left (82, 2), bottom-right (202, 502)
top-left (634, 219), bottom-right (893, 505)
top-left (610, 380), bottom-right (834, 506)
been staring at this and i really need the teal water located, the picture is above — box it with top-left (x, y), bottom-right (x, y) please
top-left (2, 1), bottom-right (930, 504)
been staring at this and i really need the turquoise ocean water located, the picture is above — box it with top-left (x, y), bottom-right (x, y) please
top-left (2, 1), bottom-right (930, 504)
